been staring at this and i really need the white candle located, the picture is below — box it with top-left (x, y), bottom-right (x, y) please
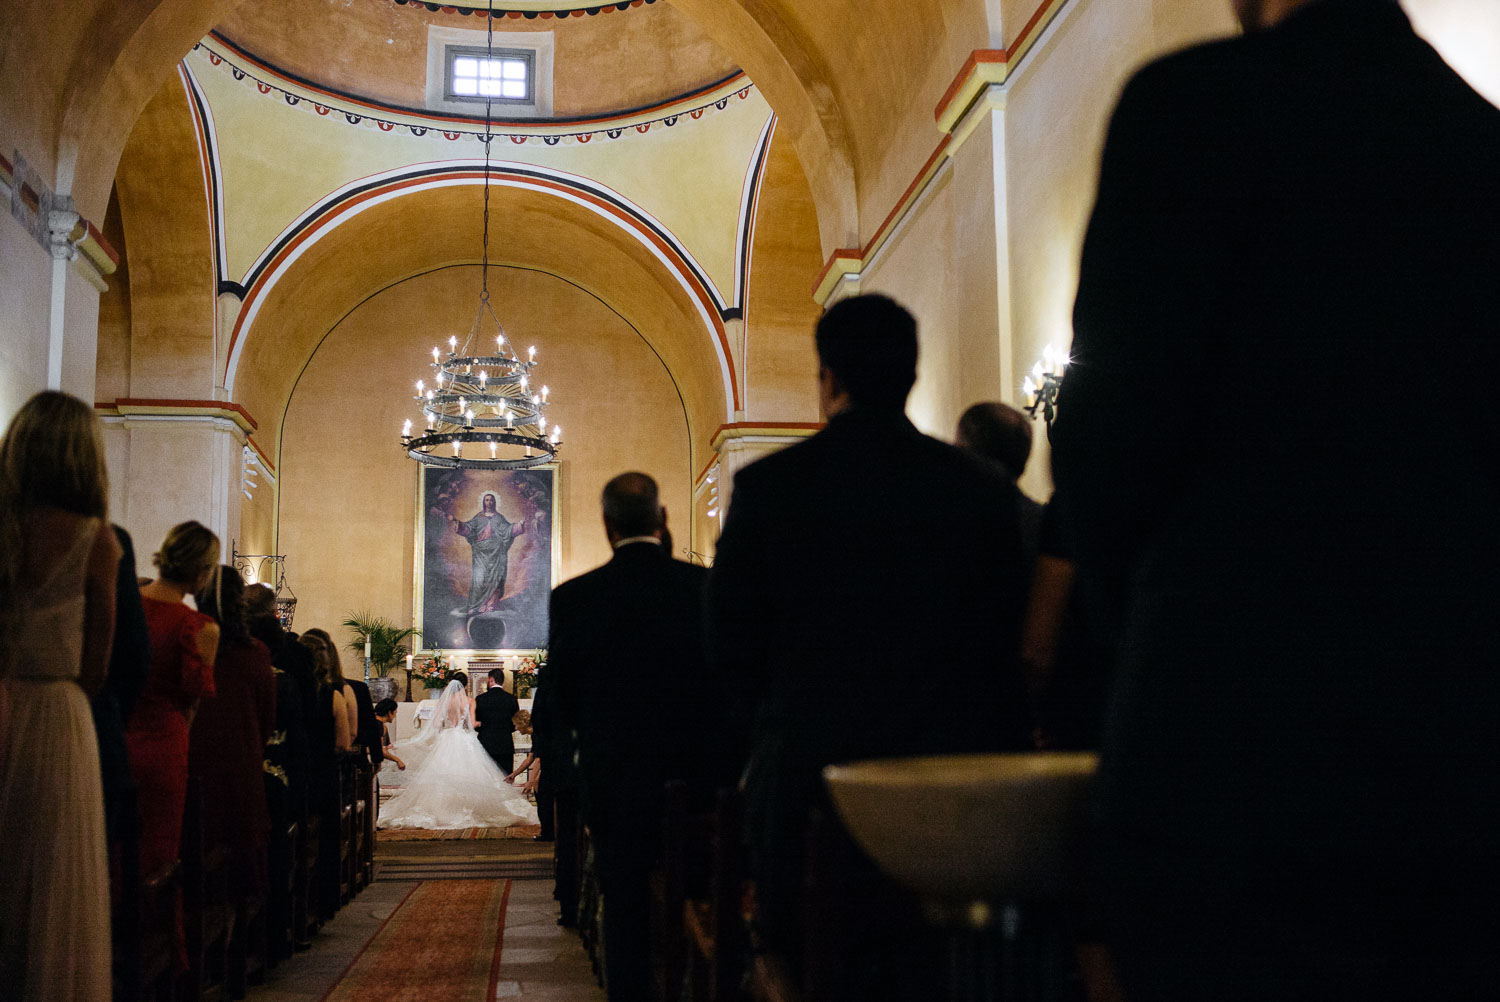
top-left (405, 654), bottom-right (413, 673)
top-left (432, 347), bottom-right (440, 362)
top-left (365, 636), bottom-right (372, 658)
top-left (415, 380), bottom-right (424, 393)
top-left (541, 385), bottom-right (549, 402)
top-left (528, 345), bottom-right (536, 361)
top-left (402, 419), bottom-right (412, 437)
top-left (449, 335), bottom-right (458, 350)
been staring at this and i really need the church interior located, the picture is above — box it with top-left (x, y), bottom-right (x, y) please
top-left (4, 0), bottom-right (1499, 1000)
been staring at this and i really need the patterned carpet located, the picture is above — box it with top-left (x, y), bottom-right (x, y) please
top-left (320, 879), bottom-right (511, 1001)
top-left (377, 823), bottom-right (541, 841)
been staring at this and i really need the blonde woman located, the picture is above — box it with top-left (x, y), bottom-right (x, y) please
top-left (128, 520), bottom-right (220, 932)
top-left (0, 391), bottom-right (122, 1002)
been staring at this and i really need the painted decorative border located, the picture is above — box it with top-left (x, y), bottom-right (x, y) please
top-left (389, 0), bottom-right (660, 18)
top-left (193, 34), bottom-right (754, 144)
top-left (813, 0), bottom-right (1074, 305)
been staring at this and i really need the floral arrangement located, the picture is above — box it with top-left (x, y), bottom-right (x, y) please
top-left (410, 651), bottom-right (460, 689)
top-left (512, 650), bottom-right (544, 698)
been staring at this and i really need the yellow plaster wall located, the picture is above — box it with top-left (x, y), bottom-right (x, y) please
top-left (743, 126), bottom-right (823, 423)
top-left (275, 265), bottom-right (691, 639)
top-left (1001, 0), bottom-right (1236, 497)
top-left (863, 114), bottom-right (1004, 443)
top-left (95, 194), bottom-right (134, 403)
top-left (189, 46), bottom-right (769, 303)
top-left (112, 73), bottom-right (219, 400)
top-left (0, 218), bottom-right (53, 425)
top-left (228, 180), bottom-right (728, 475)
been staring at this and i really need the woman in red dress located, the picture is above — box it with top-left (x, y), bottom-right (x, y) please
top-left (190, 564), bottom-right (275, 898)
top-left (128, 522), bottom-right (220, 884)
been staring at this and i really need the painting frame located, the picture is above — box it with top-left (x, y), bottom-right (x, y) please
top-left (413, 462), bottom-right (561, 657)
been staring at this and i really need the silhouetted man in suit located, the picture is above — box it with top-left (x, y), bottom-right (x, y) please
top-left (553, 472), bottom-right (733, 1002)
top-left (1050, 2), bottom-right (1500, 997)
top-left (707, 294), bottom-right (1033, 972)
top-left (474, 667), bottom-right (520, 775)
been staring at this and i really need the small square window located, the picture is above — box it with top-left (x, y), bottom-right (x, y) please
top-left (445, 46), bottom-right (535, 106)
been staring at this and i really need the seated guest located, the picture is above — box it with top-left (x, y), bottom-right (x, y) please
top-left (131, 522), bottom-right (221, 917)
top-left (706, 295), bottom-right (1033, 981)
top-left (552, 472), bottom-right (737, 1001)
top-left (373, 698), bottom-right (405, 771)
top-left (190, 564), bottom-right (276, 899)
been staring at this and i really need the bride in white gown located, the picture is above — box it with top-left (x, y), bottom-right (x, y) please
top-left (379, 679), bottom-right (537, 830)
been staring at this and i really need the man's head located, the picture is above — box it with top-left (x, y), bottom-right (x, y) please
top-left (956, 402), bottom-right (1033, 481)
top-left (481, 493), bottom-right (497, 513)
top-left (488, 667), bottom-right (506, 687)
top-left (815, 294), bottom-right (919, 416)
top-left (244, 582), bottom-right (276, 619)
top-left (601, 472), bottom-right (665, 545)
top-left (1231, 0), bottom-right (1314, 31)
top-left (374, 698), bottom-right (398, 722)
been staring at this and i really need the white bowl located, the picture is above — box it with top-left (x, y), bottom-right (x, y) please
top-left (823, 753), bottom-right (1099, 907)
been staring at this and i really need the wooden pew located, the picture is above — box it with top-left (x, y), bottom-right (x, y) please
top-left (179, 778), bottom-right (235, 1002)
top-left (683, 787), bottom-right (747, 1002)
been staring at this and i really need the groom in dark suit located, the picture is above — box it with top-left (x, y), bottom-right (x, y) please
top-left (473, 668), bottom-right (519, 777)
top-left (552, 472), bottom-right (734, 1002)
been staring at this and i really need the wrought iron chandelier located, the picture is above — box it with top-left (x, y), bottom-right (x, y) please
top-left (400, 0), bottom-right (561, 470)
top-left (1022, 342), bottom-right (1069, 428)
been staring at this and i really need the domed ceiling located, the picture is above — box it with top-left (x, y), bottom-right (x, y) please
top-left (210, 0), bottom-right (741, 120)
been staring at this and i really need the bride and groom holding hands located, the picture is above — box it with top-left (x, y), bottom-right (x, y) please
top-left (378, 668), bottom-right (537, 830)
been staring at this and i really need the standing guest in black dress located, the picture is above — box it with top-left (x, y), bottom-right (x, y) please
top-left (474, 667), bottom-right (520, 777)
top-left (1050, 1), bottom-right (1500, 997)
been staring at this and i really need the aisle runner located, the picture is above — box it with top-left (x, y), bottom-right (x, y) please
top-left (379, 823), bottom-right (541, 841)
top-left (322, 879), bottom-right (511, 1002)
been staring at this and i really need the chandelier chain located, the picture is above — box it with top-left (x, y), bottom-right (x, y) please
top-left (480, 0), bottom-right (494, 305)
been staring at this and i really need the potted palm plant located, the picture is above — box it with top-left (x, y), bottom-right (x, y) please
top-left (341, 612), bottom-right (421, 703)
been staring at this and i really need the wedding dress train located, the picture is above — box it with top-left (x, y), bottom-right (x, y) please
top-left (378, 679), bottom-right (536, 830)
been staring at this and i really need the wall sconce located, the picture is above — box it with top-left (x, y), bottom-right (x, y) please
top-left (1022, 343), bottom-right (1069, 427)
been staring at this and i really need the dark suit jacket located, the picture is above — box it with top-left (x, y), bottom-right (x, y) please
top-left (706, 408), bottom-right (1033, 857)
top-left (474, 685), bottom-right (520, 766)
top-left (93, 526), bottom-right (151, 838)
top-left (1052, 0), bottom-right (1500, 924)
top-left (553, 541), bottom-right (733, 859)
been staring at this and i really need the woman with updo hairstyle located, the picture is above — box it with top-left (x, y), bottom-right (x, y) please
top-left (298, 630), bottom-right (354, 753)
top-left (189, 565), bottom-right (275, 899)
top-left (128, 520), bottom-right (221, 932)
top-left (0, 391), bottom-right (121, 1001)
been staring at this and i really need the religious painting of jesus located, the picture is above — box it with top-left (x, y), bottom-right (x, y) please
top-left (415, 465), bottom-right (558, 653)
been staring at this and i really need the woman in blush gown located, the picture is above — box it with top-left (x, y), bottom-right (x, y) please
top-left (0, 391), bottom-right (121, 1002)
top-left (379, 679), bottom-right (536, 830)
